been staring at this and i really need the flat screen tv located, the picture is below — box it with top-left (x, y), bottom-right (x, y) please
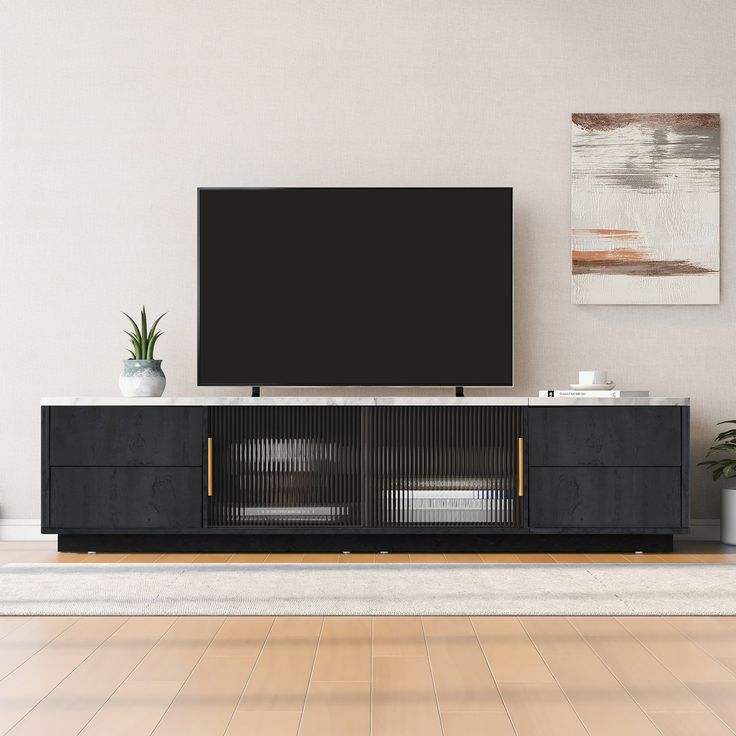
top-left (198, 187), bottom-right (513, 386)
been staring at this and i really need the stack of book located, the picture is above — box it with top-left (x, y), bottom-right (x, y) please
top-left (538, 389), bottom-right (650, 398)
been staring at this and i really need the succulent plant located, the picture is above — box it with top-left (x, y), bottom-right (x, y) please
top-left (123, 306), bottom-right (166, 360)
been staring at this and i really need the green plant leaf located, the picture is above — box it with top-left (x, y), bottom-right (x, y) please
top-left (123, 306), bottom-right (164, 359)
top-left (146, 331), bottom-right (163, 359)
top-left (122, 312), bottom-right (142, 343)
top-left (126, 349), bottom-right (136, 359)
top-left (725, 463), bottom-right (736, 479)
top-left (717, 420), bottom-right (736, 426)
top-left (707, 440), bottom-right (736, 449)
top-left (138, 307), bottom-right (148, 357)
top-left (705, 444), bottom-right (736, 456)
top-left (715, 429), bottom-right (736, 441)
top-left (147, 312), bottom-right (167, 342)
top-left (720, 464), bottom-right (736, 479)
top-left (124, 332), bottom-right (142, 358)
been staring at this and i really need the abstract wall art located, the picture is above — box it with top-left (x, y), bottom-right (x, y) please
top-left (571, 113), bottom-right (720, 304)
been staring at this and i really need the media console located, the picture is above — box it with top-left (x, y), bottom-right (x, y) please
top-left (41, 397), bottom-right (690, 553)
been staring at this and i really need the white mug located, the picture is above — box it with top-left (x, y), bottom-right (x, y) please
top-left (579, 370), bottom-right (608, 385)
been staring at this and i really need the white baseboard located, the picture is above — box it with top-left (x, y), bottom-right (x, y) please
top-left (675, 519), bottom-right (721, 542)
top-left (0, 519), bottom-right (56, 542)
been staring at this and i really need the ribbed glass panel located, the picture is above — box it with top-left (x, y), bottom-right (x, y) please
top-left (209, 406), bottom-right (362, 527)
top-left (368, 406), bottom-right (523, 527)
top-left (208, 406), bottom-right (524, 528)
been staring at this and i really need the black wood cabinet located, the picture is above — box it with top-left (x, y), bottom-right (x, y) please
top-left (50, 467), bottom-right (202, 530)
top-left (529, 467), bottom-right (682, 528)
top-left (50, 407), bottom-right (203, 466)
top-left (528, 406), bottom-right (689, 534)
top-left (41, 402), bottom-right (690, 552)
top-left (528, 407), bottom-right (681, 466)
top-left (43, 407), bottom-right (206, 534)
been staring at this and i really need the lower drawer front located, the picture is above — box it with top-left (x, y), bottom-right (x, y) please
top-left (50, 467), bottom-right (202, 530)
top-left (529, 467), bottom-right (681, 529)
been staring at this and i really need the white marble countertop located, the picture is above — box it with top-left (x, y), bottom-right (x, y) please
top-left (529, 397), bottom-right (689, 406)
top-left (41, 396), bottom-right (690, 406)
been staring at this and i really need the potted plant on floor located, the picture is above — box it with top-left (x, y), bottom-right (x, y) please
top-left (700, 420), bottom-right (736, 545)
top-left (119, 306), bottom-right (167, 397)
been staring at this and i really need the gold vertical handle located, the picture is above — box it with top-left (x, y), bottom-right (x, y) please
top-left (517, 437), bottom-right (524, 497)
top-left (207, 437), bottom-right (213, 497)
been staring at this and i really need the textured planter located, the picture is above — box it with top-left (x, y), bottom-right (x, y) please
top-left (723, 488), bottom-right (736, 546)
top-left (119, 359), bottom-right (166, 398)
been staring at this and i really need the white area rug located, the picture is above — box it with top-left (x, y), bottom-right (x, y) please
top-left (1, 563), bottom-right (735, 616)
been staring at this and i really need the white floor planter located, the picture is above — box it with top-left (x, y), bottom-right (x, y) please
top-left (723, 488), bottom-right (736, 546)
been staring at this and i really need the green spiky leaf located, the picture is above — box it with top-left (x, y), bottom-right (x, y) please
top-left (124, 331), bottom-right (142, 358)
top-left (146, 331), bottom-right (163, 359)
top-left (147, 312), bottom-right (167, 343)
top-left (139, 306), bottom-right (148, 356)
top-left (128, 337), bottom-right (141, 357)
top-left (123, 306), bottom-right (165, 360)
top-left (122, 312), bottom-right (142, 343)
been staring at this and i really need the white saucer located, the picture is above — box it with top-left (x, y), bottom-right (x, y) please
top-left (570, 382), bottom-right (615, 390)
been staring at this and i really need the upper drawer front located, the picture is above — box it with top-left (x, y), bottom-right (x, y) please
top-left (529, 407), bottom-right (681, 466)
top-left (50, 407), bottom-right (204, 466)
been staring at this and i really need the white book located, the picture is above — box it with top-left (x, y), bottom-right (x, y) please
top-left (538, 389), bottom-right (650, 398)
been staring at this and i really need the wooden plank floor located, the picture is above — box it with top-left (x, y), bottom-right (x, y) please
top-left (1, 541), bottom-right (735, 735)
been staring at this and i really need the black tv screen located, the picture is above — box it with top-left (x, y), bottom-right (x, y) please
top-left (198, 187), bottom-right (513, 386)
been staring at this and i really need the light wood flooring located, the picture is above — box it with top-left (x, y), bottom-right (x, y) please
top-left (1, 540), bottom-right (735, 735)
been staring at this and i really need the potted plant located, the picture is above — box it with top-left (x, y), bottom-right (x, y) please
top-left (700, 420), bottom-right (736, 545)
top-left (119, 306), bottom-right (167, 397)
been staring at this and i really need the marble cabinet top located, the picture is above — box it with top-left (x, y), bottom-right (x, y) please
top-left (41, 396), bottom-right (690, 406)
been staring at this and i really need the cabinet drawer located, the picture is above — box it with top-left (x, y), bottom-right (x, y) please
top-left (529, 467), bottom-right (682, 529)
top-left (50, 407), bottom-right (204, 466)
top-left (529, 407), bottom-right (681, 466)
top-left (49, 467), bottom-right (203, 530)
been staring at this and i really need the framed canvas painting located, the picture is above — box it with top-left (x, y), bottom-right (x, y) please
top-left (571, 113), bottom-right (720, 304)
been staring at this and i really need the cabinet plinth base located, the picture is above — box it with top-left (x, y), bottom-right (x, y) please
top-left (56, 533), bottom-right (674, 554)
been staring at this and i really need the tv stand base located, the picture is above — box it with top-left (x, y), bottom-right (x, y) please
top-left (57, 533), bottom-right (674, 554)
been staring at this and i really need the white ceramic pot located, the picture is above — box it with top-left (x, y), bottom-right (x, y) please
top-left (119, 359), bottom-right (166, 398)
top-left (722, 488), bottom-right (736, 546)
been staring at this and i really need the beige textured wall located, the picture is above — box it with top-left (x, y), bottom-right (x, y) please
top-left (1, 0), bottom-right (733, 521)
